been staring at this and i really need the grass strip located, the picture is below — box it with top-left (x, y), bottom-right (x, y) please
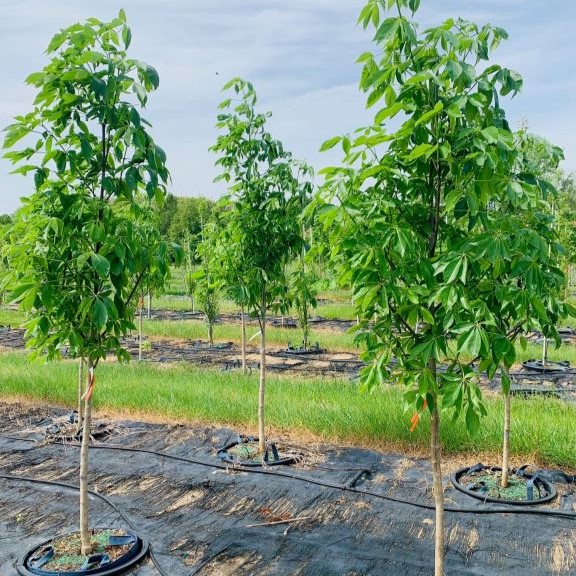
top-left (142, 319), bottom-right (358, 352)
top-left (0, 351), bottom-right (574, 468)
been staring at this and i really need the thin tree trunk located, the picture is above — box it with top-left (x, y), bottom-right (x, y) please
top-left (501, 390), bottom-right (511, 488)
top-left (147, 292), bottom-right (152, 319)
top-left (76, 357), bottom-right (84, 433)
top-left (138, 295), bottom-right (143, 361)
top-left (542, 336), bottom-right (548, 366)
top-left (430, 396), bottom-right (445, 576)
top-left (302, 302), bottom-right (309, 350)
top-left (208, 322), bottom-right (214, 347)
top-left (258, 297), bottom-right (267, 453)
top-left (191, 294), bottom-right (195, 314)
top-left (241, 304), bottom-right (247, 373)
top-left (79, 360), bottom-right (94, 555)
top-left (301, 224), bottom-right (309, 350)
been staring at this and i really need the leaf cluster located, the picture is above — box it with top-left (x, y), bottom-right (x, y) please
top-left (3, 12), bottom-right (174, 365)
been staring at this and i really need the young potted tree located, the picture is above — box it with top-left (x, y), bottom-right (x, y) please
top-left (4, 12), bottom-right (173, 573)
top-left (211, 78), bottom-right (303, 460)
top-left (316, 1), bottom-right (572, 573)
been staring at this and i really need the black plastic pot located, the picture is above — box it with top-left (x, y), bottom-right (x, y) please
top-left (521, 359), bottom-right (570, 373)
top-left (284, 343), bottom-right (326, 355)
top-left (451, 464), bottom-right (557, 505)
top-left (271, 318), bottom-right (298, 329)
top-left (17, 530), bottom-right (148, 576)
top-left (191, 341), bottom-right (233, 350)
top-left (217, 437), bottom-right (296, 467)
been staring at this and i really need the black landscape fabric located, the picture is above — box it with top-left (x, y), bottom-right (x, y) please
top-left (0, 402), bottom-right (575, 575)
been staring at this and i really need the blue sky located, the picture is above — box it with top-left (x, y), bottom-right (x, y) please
top-left (0, 0), bottom-right (574, 213)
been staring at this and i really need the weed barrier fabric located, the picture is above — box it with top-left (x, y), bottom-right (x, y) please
top-left (0, 404), bottom-right (575, 575)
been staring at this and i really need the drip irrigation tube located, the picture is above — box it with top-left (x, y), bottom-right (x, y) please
top-left (48, 442), bottom-right (576, 520)
top-left (0, 474), bottom-right (169, 576)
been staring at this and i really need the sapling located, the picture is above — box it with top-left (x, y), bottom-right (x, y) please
top-left (4, 12), bottom-right (173, 555)
top-left (211, 78), bottom-right (303, 452)
top-left (317, 1), bottom-right (571, 573)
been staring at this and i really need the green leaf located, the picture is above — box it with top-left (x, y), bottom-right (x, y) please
top-left (91, 253), bottom-right (110, 278)
top-left (415, 102), bottom-right (443, 127)
top-left (459, 327), bottom-right (481, 358)
top-left (77, 51), bottom-right (103, 65)
top-left (465, 404), bottom-right (480, 435)
top-left (530, 296), bottom-right (548, 322)
top-left (374, 18), bottom-right (400, 44)
top-left (130, 107), bottom-right (141, 128)
top-left (3, 125), bottom-right (31, 149)
top-left (407, 143), bottom-right (437, 162)
top-left (133, 83), bottom-right (147, 105)
top-left (47, 32), bottom-right (66, 53)
top-left (445, 60), bottom-right (462, 81)
top-left (34, 169), bottom-right (46, 189)
top-left (145, 65), bottom-right (160, 89)
top-left (8, 283), bottom-right (36, 305)
top-left (375, 102), bottom-right (404, 124)
top-left (93, 298), bottom-right (108, 327)
top-left (319, 136), bottom-right (341, 152)
top-left (122, 26), bottom-right (132, 49)
top-left (25, 72), bottom-right (45, 86)
top-left (89, 222), bottom-right (106, 243)
top-left (481, 126), bottom-right (500, 144)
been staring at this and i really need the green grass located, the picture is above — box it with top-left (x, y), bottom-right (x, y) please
top-left (0, 307), bottom-right (26, 328)
top-left (516, 341), bottom-right (576, 363)
top-left (152, 294), bottom-right (244, 314)
top-left (142, 319), bottom-right (359, 351)
top-left (1, 351), bottom-right (575, 468)
top-left (314, 302), bottom-right (357, 321)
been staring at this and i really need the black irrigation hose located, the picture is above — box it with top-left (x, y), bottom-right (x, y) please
top-left (0, 474), bottom-right (169, 576)
top-left (68, 442), bottom-right (576, 521)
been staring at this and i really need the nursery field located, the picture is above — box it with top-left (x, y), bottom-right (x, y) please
top-left (2, 297), bottom-right (576, 575)
top-left (2, 0), bottom-right (576, 572)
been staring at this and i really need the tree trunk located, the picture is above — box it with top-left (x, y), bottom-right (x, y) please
top-left (258, 297), bottom-right (267, 453)
top-left (208, 322), bottom-right (214, 347)
top-left (191, 294), bottom-right (195, 314)
top-left (138, 295), bottom-right (143, 361)
top-left (79, 361), bottom-right (94, 555)
top-left (301, 225), bottom-right (309, 350)
top-left (147, 292), bottom-right (152, 319)
top-left (430, 397), bottom-right (445, 576)
top-left (501, 390), bottom-right (511, 488)
top-left (76, 357), bottom-right (84, 434)
top-left (241, 304), bottom-right (247, 373)
top-left (542, 336), bottom-right (548, 366)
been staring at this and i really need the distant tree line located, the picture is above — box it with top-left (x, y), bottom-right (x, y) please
top-left (159, 194), bottom-right (216, 253)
